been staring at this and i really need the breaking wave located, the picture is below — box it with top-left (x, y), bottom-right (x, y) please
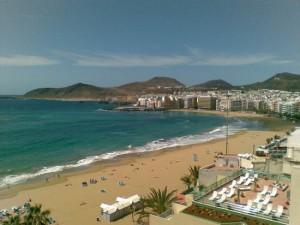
top-left (0, 123), bottom-right (246, 188)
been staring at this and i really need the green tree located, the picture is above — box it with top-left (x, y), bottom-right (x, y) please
top-left (2, 215), bottom-right (22, 225)
top-left (135, 198), bottom-right (150, 225)
top-left (189, 166), bottom-right (200, 188)
top-left (180, 174), bottom-right (192, 189)
top-left (24, 204), bottom-right (51, 225)
top-left (266, 137), bottom-right (273, 144)
top-left (274, 135), bottom-right (280, 140)
top-left (143, 187), bottom-right (177, 215)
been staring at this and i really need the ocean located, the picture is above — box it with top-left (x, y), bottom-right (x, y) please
top-left (0, 98), bottom-right (264, 187)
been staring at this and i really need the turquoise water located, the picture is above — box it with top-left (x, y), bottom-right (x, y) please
top-left (0, 98), bottom-right (264, 187)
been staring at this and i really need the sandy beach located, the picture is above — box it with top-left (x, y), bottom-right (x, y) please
top-left (0, 129), bottom-right (287, 225)
top-left (171, 109), bottom-right (272, 119)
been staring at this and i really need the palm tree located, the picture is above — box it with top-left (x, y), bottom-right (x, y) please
top-left (143, 186), bottom-right (177, 215)
top-left (266, 137), bottom-right (271, 144)
top-left (180, 175), bottom-right (192, 189)
top-left (135, 198), bottom-right (150, 225)
top-left (24, 204), bottom-right (51, 225)
top-left (189, 166), bottom-right (200, 188)
top-left (274, 135), bottom-right (280, 140)
top-left (2, 215), bottom-right (22, 225)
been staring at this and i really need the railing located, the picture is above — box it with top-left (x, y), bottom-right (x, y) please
top-left (194, 169), bottom-right (244, 200)
top-left (193, 198), bottom-right (289, 225)
top-left (256, 172), bottom-right (291, 182)
top-left (220, 222), bottom-right (247, 225)
top-left (192, 169), bottom-right (291, 225)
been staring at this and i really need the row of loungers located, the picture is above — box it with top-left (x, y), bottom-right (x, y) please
top-left (209, 186), bottom-right (235, 203)
top-left (245, 200), bottom-right (284, 218)
top-left (208, 173), bottom-right (258, 203)
top-left (100, 195), bottom-right (142, 222)
top-left (208, 172), bottom-right (284, 218)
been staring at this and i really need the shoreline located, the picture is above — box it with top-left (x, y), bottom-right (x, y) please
top-left (0, 130), bottom-right (245, 199)
top-left (0, 129), bottom-right (290, 225)
top-left (0, 113), bottom-right (292, 197)
top-left (171, 108), bottom-right (272, 119)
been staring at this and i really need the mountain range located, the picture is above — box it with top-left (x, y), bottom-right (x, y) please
top-left (24, 72), bottom-right (300, 102)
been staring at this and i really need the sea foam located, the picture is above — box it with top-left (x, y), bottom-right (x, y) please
top-left (0, 124), bottom-right (245, 188)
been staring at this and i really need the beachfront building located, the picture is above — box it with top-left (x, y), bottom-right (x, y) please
top-left (184, 96), bottom-right (197, 109)
top-left (280, 102), bottom-right (297, 116)
top-left (136, 89), bottom-right (300, 118)
top-left (197, 96), bottom-right (217, 110)
top-left (283, 127), bottom-right (300, 174)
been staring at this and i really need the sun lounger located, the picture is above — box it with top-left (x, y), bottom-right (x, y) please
top-left (226, 188), bottom-right (235, 198)
top-left (256, 203), bottom-right (263, 212)
top-left (0, 209), bottom-right (8, 216)
top-left (229, 180), bottom-right (237, 189)
top-left (263, 203), bottom-right (272, 215)
top-left (216, 194), bottom-right (226, 203)
top-left (245, 200), bottom-right (253, 211)
top-left (262, 195), bottom-right (271, 205)
top-left (274, 205), bottom-right (283, 218)
top-left (253, 193), bottom-right (262, 203)
top-left (261, 186), bottom-right (269, 195)
top-left (244, 172), bottom-right (250, 180)
top-left (237, 176), bottom-right (245, 185)
top-left (270, 187), bottom-right (278, 197)
top-left (218, 187), bottom-right (227, 195)
top-left (244, 178), bottom-right (253, 186)
top-left (209, 191), bottom-right (218, 201)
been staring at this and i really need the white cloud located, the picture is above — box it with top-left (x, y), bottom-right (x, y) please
top-left (56, 49), bottom-right (293, 67)
top-left (60, 52), bottom-right (189, 67)
top-left (0, 55), bottom-right (58, 66)
top-left (268, 59), bottom-right (294, 65)
top-left (192, 54), bottom-right (275, 66)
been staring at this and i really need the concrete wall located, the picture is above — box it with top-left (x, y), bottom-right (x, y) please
top-left (149, 212), bottom-right (218, 225)
top-left (290, 166), bottom-right (300, 225)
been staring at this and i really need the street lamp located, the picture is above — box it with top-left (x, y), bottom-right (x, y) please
top-left (225, 91), bottom-right (231, 155)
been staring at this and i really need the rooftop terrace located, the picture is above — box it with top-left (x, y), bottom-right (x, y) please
top-left (193, 170), bottom-right (290, 225)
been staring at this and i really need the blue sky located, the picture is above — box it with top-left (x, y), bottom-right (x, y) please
top-left (0, 0), bottom-right (300, 94)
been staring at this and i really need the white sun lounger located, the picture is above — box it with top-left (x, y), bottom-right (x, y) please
top-left (218, 187), bottom-right (227, 195)
top-left (244, 178), bottom-right (253, 186)
top-left (229, 180), bottom-right (237, 189)
top-left (261, 186), bottom-right (269, 195)
top-left (253, 193), bottom-right (262, 203)
top-left (244, 172), bottom-right (250, 180)
top-left (237, 176), bottom-right (245, 185)
top-left (256, 203), bottom-right (263, 212)
top-left (270, 187), bottom-right (278, 197)
top-left (245, 200), bottom-right (253, 211)
top-left (274, 205), bottom-right (284, 218)
top-left (263, 203), bottom-right (272, 215)
top-left (262, 195), bottom-right (271, 205)
top-left (216, 194), bottom-right (226, 203)
top-left (226, 188), bottom-right (235, 198)
top-left (209, 191), bottom-right (218, 201)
